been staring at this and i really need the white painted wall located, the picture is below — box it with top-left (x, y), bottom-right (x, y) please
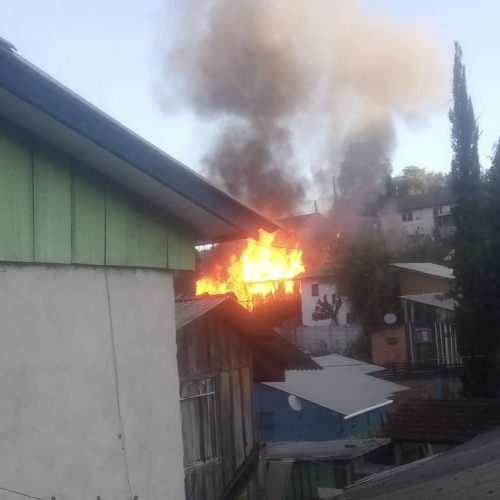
top-left (0, 264), bottom-right (185, 500)
top-left (380, 204), bottom-right (452, 238)
top-left (300, 278), bottom-right (350, 327)
top-left (402, 205), bottom-right (452, 236)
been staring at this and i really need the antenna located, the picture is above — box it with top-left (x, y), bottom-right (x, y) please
top-left (383, 312), bottom-right (397, 325)
top-left (288, 394), bottom-right (303, 412)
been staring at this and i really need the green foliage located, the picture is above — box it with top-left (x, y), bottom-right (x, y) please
top-left (449, 43), bottom-right (499, 397)
top-left (392, 166), bottom-right (449, 198)
top-left (335, 235), bottom-right (398, 334)
top-left (396, 235), bottom-right (452, 265)
top-left (343, 333), bottom-right (371, 363)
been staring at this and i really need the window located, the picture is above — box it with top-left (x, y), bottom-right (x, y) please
top-left (402, 211), bottom-right (413, 222)
top-left (433, 206), bottom-right (443, 217)
top-left (386, 337), bottom-right (398, 346)
top-left (415, 328), bottom-right (433, 343)
top-left (180, 378), bottom-right (218, 466)
top-left (311, 283), bottom-right (319, 297)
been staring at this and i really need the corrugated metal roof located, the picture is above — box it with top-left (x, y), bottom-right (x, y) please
top-left (383, 399), bottom-right (500, 444)
top-left (297, 262), bottom-right (335, 281)
top-left (337, 425), bottom-right (500, 500)
top-left (391, 262), bottom-right (454, 280)
top-left (266, 438), bottom-right (391, 461)
top-left (400, 292), bottom-right (455, 311)
top-left (175, 295), bottom-right (320, 372)
top-left (264, 354), bottom-right (408, 417)
top-left (175, 295), bottom-right (230, 329)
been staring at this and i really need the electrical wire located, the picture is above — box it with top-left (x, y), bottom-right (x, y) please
top-left (0, 485), bottom-right (45, 500)
top-left (104, 270), bottom-right (134, 500)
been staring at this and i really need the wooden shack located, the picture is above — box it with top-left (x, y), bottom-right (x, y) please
top-left (175, 295), bottom-right (318, 500)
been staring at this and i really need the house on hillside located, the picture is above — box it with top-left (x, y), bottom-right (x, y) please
top-left (392, 263), bottom-right (459, 367)
top-left (279, 263), bottom-right (360, 355)
top-left (175, 295), bottom-right (318, 500)
top-left (370, 263), bottom-right (460, 400)
top-left (0, 44), bottom-right (276, 499)
top-left (379, 189), bottom-right (455, 241)
top-left (255, 354), bottom-right (407, 443)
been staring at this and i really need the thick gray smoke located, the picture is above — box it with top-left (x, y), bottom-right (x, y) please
top-left (164, 0), bottom-right (447, 217)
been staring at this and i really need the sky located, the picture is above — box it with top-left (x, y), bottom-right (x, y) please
top-left (1, 0), bottom-right (500, 183)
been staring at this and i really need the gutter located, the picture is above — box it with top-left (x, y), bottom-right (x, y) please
top-left (343, 400), bottom-right (393, 420)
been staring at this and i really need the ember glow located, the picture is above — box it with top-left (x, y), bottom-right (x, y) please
top-left (196, 230), bottom-right (305, 309)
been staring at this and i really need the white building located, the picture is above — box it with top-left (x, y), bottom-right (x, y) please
top-left (280, 264), bottom-right (360, 355)
top-left (0, 45), bottom-right (274, 499)
top-left (379, 190), bottom-right (455, 240)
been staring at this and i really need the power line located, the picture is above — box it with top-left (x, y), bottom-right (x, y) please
top-left (0, 485), bottom-right (46, 500)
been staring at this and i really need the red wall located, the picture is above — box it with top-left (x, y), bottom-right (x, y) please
top-left (370, 325), bottom-right (408, 366)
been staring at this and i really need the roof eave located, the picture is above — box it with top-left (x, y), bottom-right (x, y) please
top-left (0, 48), bottom-right (277, 242)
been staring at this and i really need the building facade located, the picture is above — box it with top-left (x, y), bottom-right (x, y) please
top-left (379, 190), bottom-right (455, 240)
top-left (0, 46), bottom-right (274, 499)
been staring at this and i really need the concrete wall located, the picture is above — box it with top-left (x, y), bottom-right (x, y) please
top-left (280, 325), bottom-right (360, 356)
top-left (0, 264), bottom-right (185, 499)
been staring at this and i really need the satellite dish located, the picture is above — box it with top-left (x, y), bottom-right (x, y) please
top-left (288, 395), bottom-right (303, 412)
top-left (383, 312), bottom-right (397, 325)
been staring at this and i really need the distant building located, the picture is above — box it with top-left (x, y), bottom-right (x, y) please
top-left (370, 324), bottom-right (408, 366)
top-left (391, 263), bottom-right (459, 367)
top-left (255, 354), bottom-right (407, 443)
top-left (379, 189), bottom-right (455, 241)
top-left (371, 263), bottom-right (461, 401)
top-left (279, 264), bottom-right (360, 355)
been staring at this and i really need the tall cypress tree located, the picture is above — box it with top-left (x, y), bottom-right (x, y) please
top-left (485, 143), bottom-right (500, 352)
top-left (449, 43), bottom-right (497, 397)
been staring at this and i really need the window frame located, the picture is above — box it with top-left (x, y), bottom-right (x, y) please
top-left (180, 377), bottom-right (219, 467)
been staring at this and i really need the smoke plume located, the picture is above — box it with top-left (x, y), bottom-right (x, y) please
top-left (164, 0), bottom-right (447, 217)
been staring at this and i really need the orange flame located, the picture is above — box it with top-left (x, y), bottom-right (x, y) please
top-left (196, 230), bottom-right (305, 309)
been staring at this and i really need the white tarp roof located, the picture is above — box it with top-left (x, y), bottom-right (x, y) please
top-left (263, 354), bottom-right (408, 419)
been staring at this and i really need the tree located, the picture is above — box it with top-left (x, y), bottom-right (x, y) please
top-left (392, 166), bottom-right (449, 198)
top-left (335, 235), bottom-right (398, 335)
top-left (449, 43), bottom-right (498, 397)
top-left (484, 143), bottom-right (500, 356)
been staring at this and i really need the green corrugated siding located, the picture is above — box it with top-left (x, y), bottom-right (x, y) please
top-left (0, 123), bottom-right (33, 262)
top-left (168, 226), bottom-right (196, 270)
top-left (33, 144), bottom-right (72, 263)
top-left (0, 120), bottom-right (195, 270)
top-left (105, 187), bottom-right (168, 269)
top-left (72, 171), bottom-right (106, 265)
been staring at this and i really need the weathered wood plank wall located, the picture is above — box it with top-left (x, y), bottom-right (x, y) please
top-left (0, 119), bottom-right (195, 270)
top-left (177, 314), bottom-right (256, 500)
